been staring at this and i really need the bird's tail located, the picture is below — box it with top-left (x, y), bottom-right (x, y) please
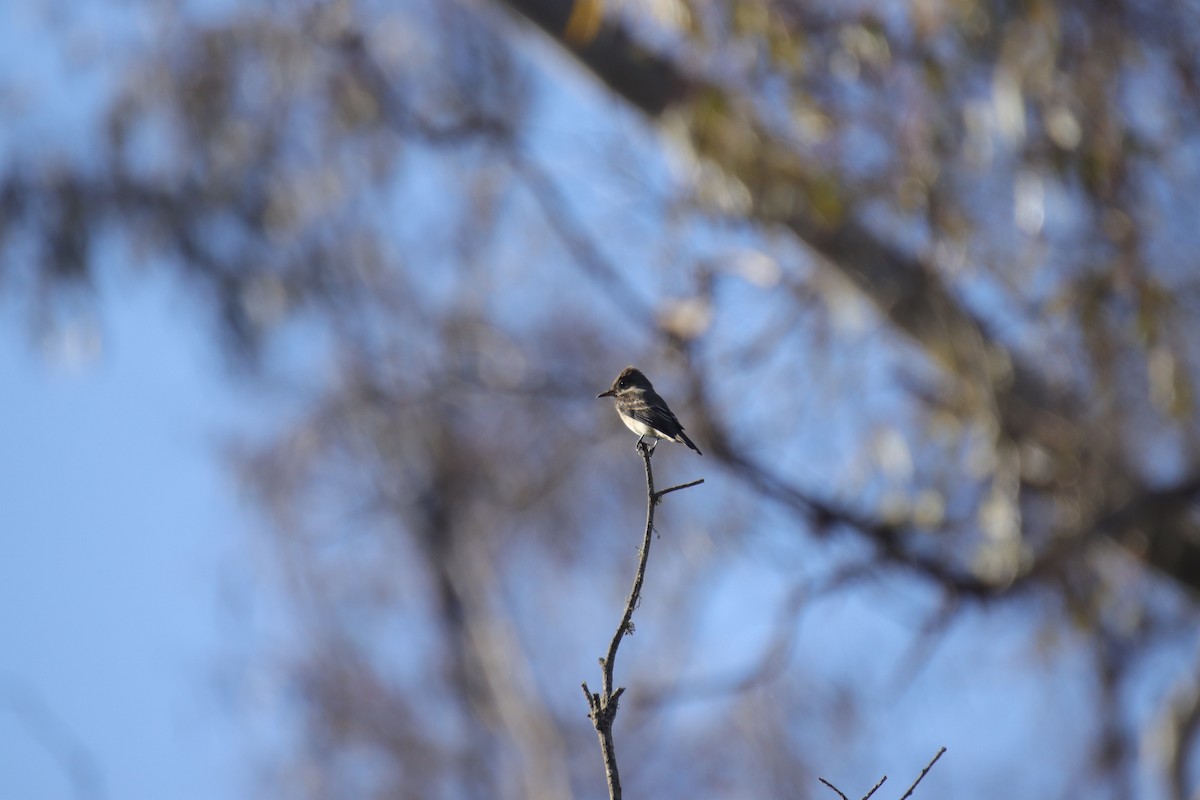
top-left (677, 431), bottom-right (703, 456)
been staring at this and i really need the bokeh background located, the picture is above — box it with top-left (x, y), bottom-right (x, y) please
top-left (4, 0), bottom-right (1200, 798)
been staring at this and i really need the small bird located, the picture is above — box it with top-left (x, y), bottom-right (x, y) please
top-left (597, 367), bottom-right (702, 455)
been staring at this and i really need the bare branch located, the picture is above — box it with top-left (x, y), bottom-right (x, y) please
top-left (899, 747), bottom-right (947, 800)
top-left (0, 675), bottom-right (107, 800)
top-left (818, 777), bottom-right (850, 800)
top-left (861, 774), bottom-right (888, 800)
top-left (582, 440), bottom-right (703, 800)
top-left (818, 771), bottom-right (885, 800)
top-left (653, 478), bottom-right (705, 502)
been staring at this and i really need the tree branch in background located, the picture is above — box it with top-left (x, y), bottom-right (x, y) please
top-left (0, 675), bottom-right (107, 800)
top-left (818, 777), bottom-right (851, 800)
top-left (1158, 646), bottom-right (1200, 800)
top-left (819, 747), bottom-right (946, 800)
top-left (582, 441), bottom-right (703, 800)
top-left (496, 0), bottom-right (692, 115)
top-left (513, 153), bottom-right (657, 330)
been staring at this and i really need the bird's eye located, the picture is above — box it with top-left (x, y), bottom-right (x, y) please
top-left (617, 379), bottom-right (626, 389)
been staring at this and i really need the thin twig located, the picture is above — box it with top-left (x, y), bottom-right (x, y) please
top-left (515, 153), bottom-right (656, 330)
top-left (818, 772), bottom-right (885, 800)
top-left (0, 675), bottom-right (107, 800)
top-left (899, 747), bottom-right (947, 800)
top-left (818, 777), bottom-right (849, 800)
top-left (861, 773), bottom-right (887, 800)
top-left (582, 441), bottom-right (703, 800)
top-left (653, 478), bottom-right (705, 502)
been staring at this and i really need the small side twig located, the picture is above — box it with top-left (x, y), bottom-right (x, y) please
top-left (582, 440), bottom-right (702, 800)
top-left (653, 478), bottom-right (705, 502)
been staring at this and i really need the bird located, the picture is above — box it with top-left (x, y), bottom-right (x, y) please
top-left (597, 367), bottom-right (702, 455)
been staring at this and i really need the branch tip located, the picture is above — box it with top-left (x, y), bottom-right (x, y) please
top-left (817, 777), bottom-right (849, 800)
top-left (861, 774), bottom-right (887, 800)
top-left (899, 746), bottom-right (947, 800)
top-left (652, 477), bottom-right (705, 502)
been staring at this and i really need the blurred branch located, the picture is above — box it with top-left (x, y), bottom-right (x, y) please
top-left (716, 446), bottom-right (1003, 598)
top-left (0, 675), bottom-right (106, 800)
top-left (452, 554), bottom-right (576, 800)
top-left (1093, 474), bottom-right (1200, 589)
top-left (1160, 645), bottom-right (1200, 800)
top-left (636, 560), bottom-right (876, 707)
top-left (496, 0), bottom-right (691, 115)
top-left (718, 426), bottom-right (1200, 599)
top-left (332, 24), bottom-right (667, 338)
top-left (330, 26), bottom-right (512, 144)
top-left (513, 154), bottom-right (657, 330)
top-left (889, 597), bottom-right (963, 693)
top-left (582, 440), bottom-right (703, 800)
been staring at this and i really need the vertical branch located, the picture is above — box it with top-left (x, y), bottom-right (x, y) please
top-left (582, 441), bottom-right (703, 800)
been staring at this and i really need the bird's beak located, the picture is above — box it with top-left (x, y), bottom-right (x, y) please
top-left (597, 389), bottom-right (616, 398)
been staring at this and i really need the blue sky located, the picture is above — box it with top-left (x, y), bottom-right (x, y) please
top-left (0, 5), bottom-right (289, 796)
top-left (0, 273), bottom-right (270, 799)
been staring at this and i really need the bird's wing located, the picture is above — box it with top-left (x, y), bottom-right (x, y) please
top-left (623, 394), bottom-right (684, 438)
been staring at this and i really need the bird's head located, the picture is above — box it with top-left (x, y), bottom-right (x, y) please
top-left (597, 366), bottom-right (652, 398)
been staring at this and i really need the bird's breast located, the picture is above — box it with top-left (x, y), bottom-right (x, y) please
top-left (618, 412), bottom-right (657, 437)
